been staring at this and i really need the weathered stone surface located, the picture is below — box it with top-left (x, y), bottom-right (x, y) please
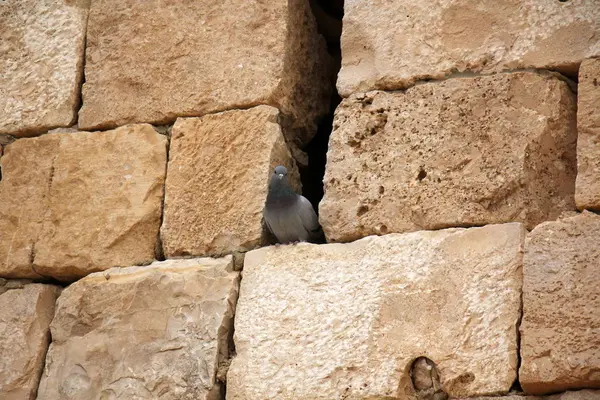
top-left (520, 211), bottom-right (600, 395)
top-left (0, 0), bottom-right (88, 137)
top-left (36, 257), bottom-right (239, 400)
top-left (0, 283), bottom-right (60, 399)
top-left (228, 223), bottom-right (524, 400)
top-left (161, 106), bottom-right (299, 258)
top-left (0, 125), bottom-right (167, 281)
top-left (575, 58), bottom-right (600, 210)
top-left (338, 0), bottom-right (600, 96)
top-left (320, 72), bottom-right (576, 243)
top-left (79, 0), bottom-right (332, 147)
top-left (456, 389), bottom-right (600, 399)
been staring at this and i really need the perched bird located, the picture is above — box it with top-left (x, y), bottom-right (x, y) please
top-left (264, 165), bottom-right (324, 244)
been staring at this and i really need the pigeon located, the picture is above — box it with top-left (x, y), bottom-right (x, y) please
top-left (263, 165), bottom-right (324, 244)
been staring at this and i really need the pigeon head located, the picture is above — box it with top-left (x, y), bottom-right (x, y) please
top-left (273, 165), bottom-right (288, 180)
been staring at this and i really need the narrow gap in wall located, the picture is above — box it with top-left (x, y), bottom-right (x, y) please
top-left (510, 269), bottom-right (525, 393)
top-left (154, 125), bottom-right (172, 262)
top-left (301, 0), bottom-right (344, 211)
top-left (72, 12), bottom-right (91, 129)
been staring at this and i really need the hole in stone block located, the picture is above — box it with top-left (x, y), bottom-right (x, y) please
top-left (410, 357), bottom-right (448, 400)
top-left (417, 168), bottom-right (427, 181)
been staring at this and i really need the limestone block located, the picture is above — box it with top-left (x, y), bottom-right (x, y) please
top-left (320, 72), bottom-right (576, 243)
top-left (0, 283), bottom-right (60, 399)
top-left (0, 125), bottom-right (167, 281)
top-left (0, 0), bottom-right (88, 137)
top-left (161, 106), bottom-right (299, 258)
top-left (228, 223), bottom-right (524, 400)
top-left (575, 58), bottom-right (600, 210)
top-left (457, 390), bottom-right (600, 400)
top-left (338, 0), bottom-right (600, 96)
top-left (36, 257), bottom-right (240, 400)
top-left (79, 0), bottom-right (332, 147)
top-left (520, 211), bottom-right (600, 395)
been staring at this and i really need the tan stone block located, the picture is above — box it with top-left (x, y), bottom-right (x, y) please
top-left (78, 0), bottom-right (332, 147)
top-left (161, 106), bottom-right (299, 258)
top-left (320, 72), bottom-right (576, 243)
top-left (36, 257), bottom-right (240, 400)
top-left (575, 58), bottom-right (600, 210)
top-left (228, 223), bottom-right (524, 400)
top-left (0, 0), bottom-right (88, 137)
top-left (520, 211), bottom-right (600, 395)
top-left (456, 389), bottom-right (600, 399)
top-left (0, 283), bottom-right (60, 399)
top-left (0, 125), bottom-right (167, 281)
top-left (338, 0), bottom-right (600, 96)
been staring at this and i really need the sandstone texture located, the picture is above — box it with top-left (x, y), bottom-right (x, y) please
top-left (338, 0), bottom-right (600, 95)
top-left (0, 283), bottom-right (60, 399)
top-left (457, 389), bottom-right (600, 400)
top-left (0, 125), bottom-right (167, 281)
top-left (228, 223), bottom-right (524, 400)
top-left (36, 257), bottom-right (240, 400)
top-left (320, 72), bottom-right (576, 243)
top-left (161, 106), bottom-right (299, 258)
top-left (0, 0), bottom-right (88, 136)
top-left (79, 0), bottom-right (332, 147)
top-left (520, 211), bottom-right (600, 395)
top-left (575, 58), bottom-right (600, 210)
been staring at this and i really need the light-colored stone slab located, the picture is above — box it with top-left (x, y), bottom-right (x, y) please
top-left (79, 0), bottom-right (332, 147)
top-left (456, 389), bottom-right (600, 400)
top-left (0, 124), bottom-right (167, 281)
top-left (575, 58), bottom-right (600, 210)
top-left (320, 72), bottom-right (576, 243)
top-left (161, 106), bottom-right (299, 258)
top-left (0, 283), bottom-right (60, 399)
top-left (36, 257), bottom-right (240, 400)
top-left (338, 0), bottom-right (600, 95)
top-left (0, 0), bottom-right (88, 137)
top-left (228, 223), bottom-right (525, 400)
top-left (520, 211), bottom-right (600, 395)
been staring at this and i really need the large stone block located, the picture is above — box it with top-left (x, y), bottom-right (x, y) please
top-left (0, 0), bottom-right (88, 137)
top-left (338, 0), bottom-right (600, 96)
top-left (0, 281), bottom-right (60, 399)
top-left (520, 211), bottom-right (600, 395)
top-left (458, 390), bottom-right (600, 400)
top-left (228, 223), bottom-right (524, 400)
top-left (161, 106), bottom-right (299, 258)
top-left (36, 257), bottom-right (239, 400)
top-left (0, 125), bottom-right (167, 281)
top-left (78, 0), bottom-right (332, 147)
top-left (575, 58), bottom-right (600, 210)
top-left (320, 72), bottom-right (576, 243)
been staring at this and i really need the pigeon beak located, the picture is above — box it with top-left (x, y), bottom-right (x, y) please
top-left (278, 174), bottom-right (284, 179)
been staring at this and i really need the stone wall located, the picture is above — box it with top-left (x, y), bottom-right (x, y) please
top-left (0, 1), bottom-right (599, 399)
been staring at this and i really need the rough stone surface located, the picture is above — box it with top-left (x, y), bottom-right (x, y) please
top-left (228, 223), bottom-right (524, 400)
top-left (575, 58), bottom-right (600, 210)
top-left (36, 257), bottom-right (240, 400)
top-left (0, 283), bottom-right (60, 399)
top-left (161, 106), bottom-right (299, 258)
top-left (338, 0), bottom-right (600, 96)
top-left (320, 72), bottom-right (576, 243)
top-left (0, 0), bottom-right (88, 137)
top-left (79, 0), bottom-right (332, 147)
top-left (0, 125), bottom-right (167, 281)
top-left (456, 389), bottom-right (600, 399)
top-left (520, 211), bottom-right (600, 395)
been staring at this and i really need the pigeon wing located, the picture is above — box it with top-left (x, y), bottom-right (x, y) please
top-left (296, 195), bottom-right (320, 233)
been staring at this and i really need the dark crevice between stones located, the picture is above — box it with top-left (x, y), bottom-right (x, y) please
top-left (72, 9), bottom-right (91, 129)
top-left (511, 259), bottom-right (525, 393)
top-left (154, 125), bottom-right (172, 262)
top-left (301, 0), bottom-right (344, 212)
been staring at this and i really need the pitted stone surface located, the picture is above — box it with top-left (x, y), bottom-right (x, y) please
top-left (161, 106), bottom-right (299, 258)
top-left (228, 223), bottom-right (524, 400)
top-left (457, 390), bottom-right (600, 400)
top-left (0, 125), bottom-right (167, 281)
top-left (575, 58), bottom-right (600, 210)
top-left (0, 283), bottom-right (60, 400)
top-left (0, 0), bottom-right (88, 136)
top-left (338, 0), bottom-right (600, 95)
top-left (320, 72), bottom-right (576, 243)
top-left (79, 0), bottom-right (332, 147)
top-left (520, 211), bottom-right (600, 395)
top-left (36, 257), bottom-right (240, 400)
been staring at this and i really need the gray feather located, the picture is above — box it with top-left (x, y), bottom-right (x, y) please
top-left (264, 166), bottom-right (324, 244)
